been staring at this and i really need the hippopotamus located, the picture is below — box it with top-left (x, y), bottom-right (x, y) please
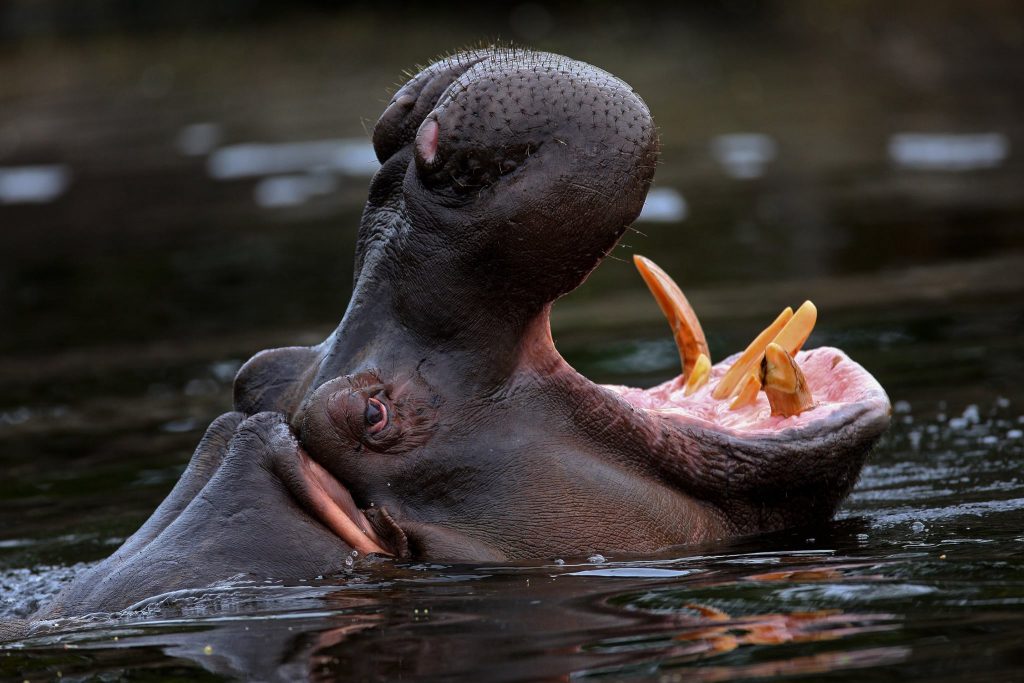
top-left (21, 48), bottom-right (890, 625)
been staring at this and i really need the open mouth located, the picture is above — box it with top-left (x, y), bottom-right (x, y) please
top-left (603, 255), bottom-right (890, 435)
top-left (293, 254), bottom-right (889, 564)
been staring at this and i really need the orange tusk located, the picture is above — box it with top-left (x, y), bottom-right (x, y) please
top-left (729, 372), bottom-right (762, 410)
top-left (683, 353), bottom-right (712, 396)
top-left (634, 255), bottom-right (711, 382)
top-left (760, 342), bottom-right (815, 417)
top-left (712, 307), bottom-right (793, 400)
top-left (771, 300), bottom-right (817, 355)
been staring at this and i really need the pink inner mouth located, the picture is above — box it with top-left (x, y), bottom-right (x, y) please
top-left (603, 346), bottom-right (890, 435)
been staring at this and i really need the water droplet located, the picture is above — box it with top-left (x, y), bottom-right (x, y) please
top-left (553, 558), bottom-right (565, 566)
top-left (587, 554), bottom-right (606, 564)
top-left (911, 521), bottom-right (927, 533)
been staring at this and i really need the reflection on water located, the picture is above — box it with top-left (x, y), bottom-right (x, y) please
top-left (888, 133), bottom-right (1010, 171)
top-left (2, 3), bottom-right (1024, 681)
top-left (207, 139), bottom-right (379, 180)
top-left (0, 165), bottom-right (70, 204)
top-left (254, 172), bottom-right (338, 209)
top-left (638, 187), bottom-right (688, 223)
top-left (6, 527), bottom-right (1018, 681)
top-left (175, 122), bottom-right (223, 157)
top-left (710, 133), bottom-right (777, 179)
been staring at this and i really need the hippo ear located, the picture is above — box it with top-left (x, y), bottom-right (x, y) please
top-left (233, 345), bottom-right (321, 417)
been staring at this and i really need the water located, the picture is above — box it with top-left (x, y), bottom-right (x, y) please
top-left (2, 5), bottom-right (1024, 680)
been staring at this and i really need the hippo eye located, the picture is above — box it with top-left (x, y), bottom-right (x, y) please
top-left (365, 397), bottom-right (388, 434)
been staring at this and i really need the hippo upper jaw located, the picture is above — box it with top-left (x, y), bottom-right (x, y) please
top-left (592, 349), bottom-right (892, 534)
top-left (505, 313), bottom-right (892, 539)
top-left (353, 48), bottom-right (658, 345)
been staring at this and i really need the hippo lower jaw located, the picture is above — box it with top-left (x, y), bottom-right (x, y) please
top-left (601, 344), bottom-right (890, 528)
top-left (554, 256), bottom-right (891, 536)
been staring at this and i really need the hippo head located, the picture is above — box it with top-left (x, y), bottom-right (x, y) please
top-left (234, 49), bottom-right (891, 562)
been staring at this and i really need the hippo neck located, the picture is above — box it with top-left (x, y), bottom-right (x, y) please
top-left (310, 257), bottom-right (548, 394)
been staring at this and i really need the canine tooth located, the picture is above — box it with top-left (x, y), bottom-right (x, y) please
top-left (761, 342), bottom-right (814, 416)
top-left (771, 300), bottom-right (817, 355)
top-left (712, 307), bottom-right (794, 400)
top-left (683, 353), bottom-right (711, 396)
top-left (762, 343), bottom-right (798, 392)
top-left (729, 373), bottom-right (761, 410)
top-left (633, 255), bottom-right (711, 381)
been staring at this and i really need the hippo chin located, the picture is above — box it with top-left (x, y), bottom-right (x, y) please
top-left (36, 48), bottom-right (890, 620)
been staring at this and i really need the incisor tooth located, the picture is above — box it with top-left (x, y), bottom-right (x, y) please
top-left (761, 342), bottom-right (814, 416)
top-left (771, 300), bottom-right (817, 355)
top-left (633, 255), bottom-right (711, 382)
top-left (729, 372), bottom-right (761, 410)
top-left (712, 307), bottom-right (794, 400)
top-left (683, 353), bottom-right (711, 396)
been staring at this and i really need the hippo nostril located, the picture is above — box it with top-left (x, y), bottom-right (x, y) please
top-left (416, 117), bottom-right (440, 166)
top-left (386, 93), bottom-right (416, 115)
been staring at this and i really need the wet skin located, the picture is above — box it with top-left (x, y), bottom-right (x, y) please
top-left (33, 49), bottom-right (889, 619)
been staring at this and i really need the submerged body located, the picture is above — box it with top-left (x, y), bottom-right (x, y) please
top-left (24, 48), bottom-right (887, 625)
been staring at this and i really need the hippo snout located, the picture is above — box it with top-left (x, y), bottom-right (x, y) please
top-left (357, 48), bottom-right (661, 331)
top-left (374, 48), bottom-right (657, 202)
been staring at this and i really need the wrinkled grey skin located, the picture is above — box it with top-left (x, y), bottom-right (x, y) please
top-left (9, 49), bottom-right (888, 637)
